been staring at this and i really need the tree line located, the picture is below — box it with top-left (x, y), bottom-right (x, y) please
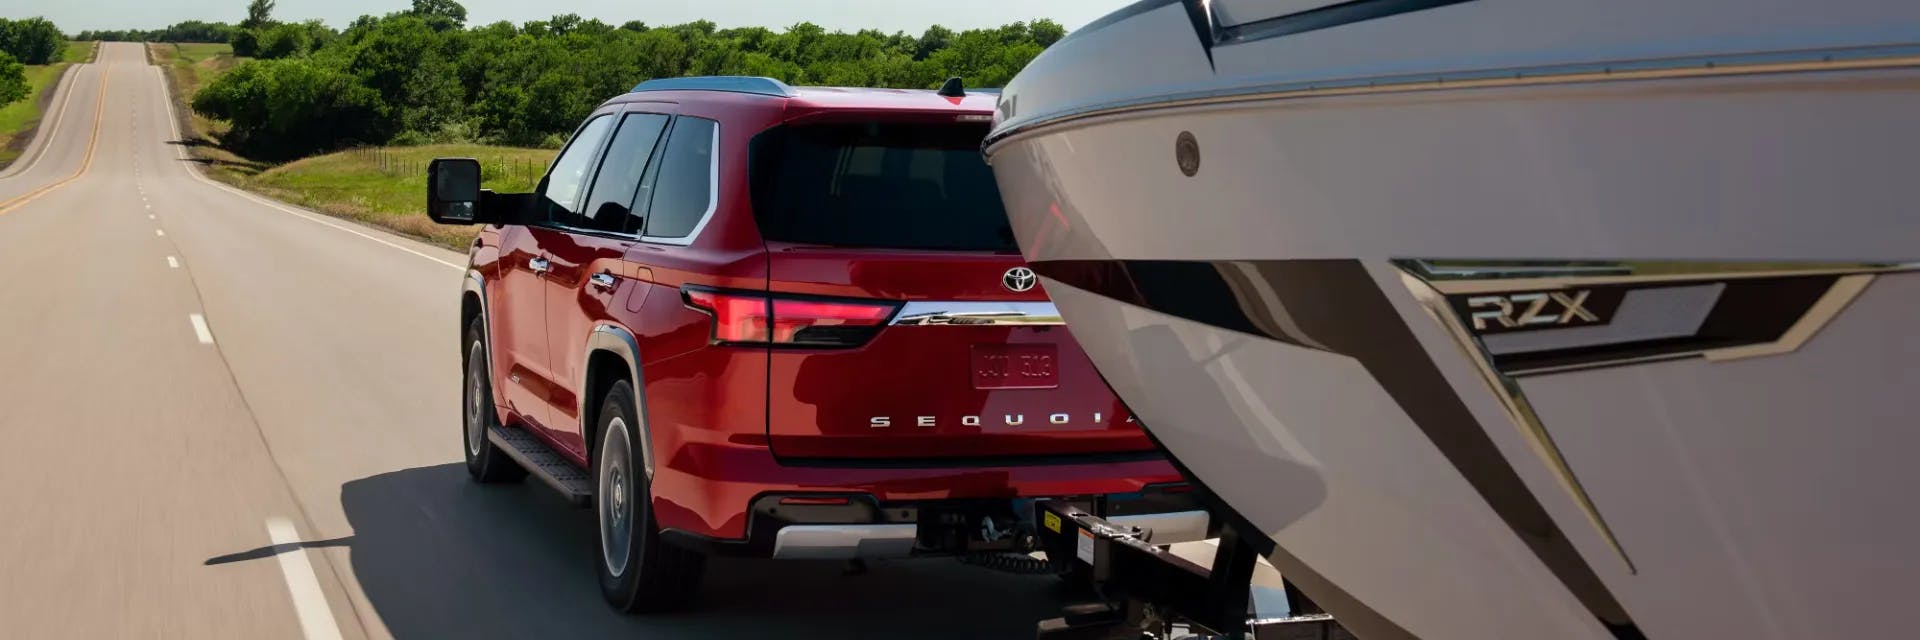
top-left (0, 18), bottom-right (68, 108)
top-left (75, 20), bottom-right (237, 44)
top-left (184, 0), bottom-right (1063, 159)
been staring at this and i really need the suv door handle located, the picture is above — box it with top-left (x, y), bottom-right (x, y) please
top-left (528, 257), bottom-right (550, 274)
top-left (589, 272), bottom-right (618, 290)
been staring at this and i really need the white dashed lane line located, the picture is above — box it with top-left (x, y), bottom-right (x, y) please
top-left (154, 229), bottom-right (164, 237)
top-left (265, 517), bottom-right (344, 640)
top-left (188, 314), bottom-right (213, 344)
top-left (166, 256), bottom-right (178, 269)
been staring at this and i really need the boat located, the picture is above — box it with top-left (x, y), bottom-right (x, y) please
top-left (984, 1), bottom-right (1920, 638)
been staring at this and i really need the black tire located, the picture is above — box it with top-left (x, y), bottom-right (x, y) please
top-left (464, 318), bottom-right (526, 483)
top-left (593, 380), bottom-right (705, 612)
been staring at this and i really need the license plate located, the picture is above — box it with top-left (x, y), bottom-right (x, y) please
top-left (971, 344), bottom-right (1059, 389)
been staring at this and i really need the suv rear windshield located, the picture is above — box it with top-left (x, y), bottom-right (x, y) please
top-left (750, 122), bottom-right (1015, 252)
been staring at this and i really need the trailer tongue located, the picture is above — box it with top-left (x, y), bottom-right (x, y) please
top-left (1031, 501), bottom-right (1350, 639)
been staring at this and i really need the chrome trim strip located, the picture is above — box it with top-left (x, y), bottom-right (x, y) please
top-left (1704, 273), bottom-right (1875, 362)
top-left (1395, 268), bottom-right (1637, 573)
top-left (582, 324), bottom-right (654, 479)
top-left (1403, 259), bottom-right (1920, 295)
top-left (640, 119), bottom-right (721, 246)
top-left (890, 300), bottom-right (1066, 326)
top-left (770, 524), bottom-right (918, 559)
top-left (1393, 258), bottom-right (1920, 573)
top-left (986, 44), bottom-right (1920, 152)
top-left (1109, 510), bottom-right (1210, 545)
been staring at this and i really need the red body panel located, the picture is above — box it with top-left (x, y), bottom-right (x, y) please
top-left (763, 244), bottom-right (1153, 459)
top-left (471, 85), bottom-right (1179, 542)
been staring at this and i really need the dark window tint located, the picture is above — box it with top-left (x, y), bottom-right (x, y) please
top-left (643, 117), bottom-right (718, 240)
top-left (749, 122), bottom-right (1013, 252)
top-left (562, 112), bottom-right (669, 234)
top-left (540, 115), bottom-right (614, 222)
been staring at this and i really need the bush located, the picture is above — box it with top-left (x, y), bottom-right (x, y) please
top-left (0, 52), bottom-right (26, 106)
top-left (230, 28), bottom-right (260, 57)
top-left (0, 18), bottom-right (64, 65)
top-left (193, 58), bottom-right (391, 159)
top-left (256, 22), bottom-right (311, 59)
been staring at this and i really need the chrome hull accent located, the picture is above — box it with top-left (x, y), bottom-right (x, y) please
top-left (986, 1), bottom-right (1920, 638)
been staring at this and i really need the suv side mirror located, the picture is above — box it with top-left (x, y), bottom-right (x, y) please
top-left (428, 158), bottom-right (483, 224)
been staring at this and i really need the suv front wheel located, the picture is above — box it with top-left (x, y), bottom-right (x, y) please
top-left (464, 318), bottom-right (526, 483)
top-left (593, 380), bottom-right (705, 612)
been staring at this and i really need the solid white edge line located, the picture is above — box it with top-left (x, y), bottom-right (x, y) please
top-left (265, 517), bottom-right (345, 640)
top-left (188, 313), bottom-right (213, 344)
top-left (0, 63), bottom-right (81, 180)
top-left (150, 66), bottom-right (462, 271)
top-left (166, 255), bottom-right (178, 268)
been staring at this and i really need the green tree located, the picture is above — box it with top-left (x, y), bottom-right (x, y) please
top-left (0, 52), bottom-right (27, 106)
top-left (230, 29), bottom-right (260, 57)
top-left (410, 0), bottom-right (468, 29)
top-left (0, 18), bottom-right (65, 65)
top-left (1029, 19), bottom-right (1066, 47)
top-left (242, 0), bottom-right (277, 29)
top-left (194, 57), bottom-right (389, 158)
top-left (256, 22), bottom-right (311, 59)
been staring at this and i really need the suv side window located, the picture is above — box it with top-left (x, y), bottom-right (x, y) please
top-left (567, 112), bottom-right (670, 234)
top-left (539, 115), bottom-right (615, 224)
top-left (642, 116), bottom-right (719, 241)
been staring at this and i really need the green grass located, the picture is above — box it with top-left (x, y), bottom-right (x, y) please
top-left (242, 144), bottom-right (556, 249)
top-left (0, 60), bottom-right (75, 168)
top-left (144, 44), bottom-right (553, 249)
top-left (63, 41), bottom-right (96, 64)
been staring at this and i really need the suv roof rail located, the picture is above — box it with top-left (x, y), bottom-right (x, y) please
top-left (631, 76), bottom-right (798, 97)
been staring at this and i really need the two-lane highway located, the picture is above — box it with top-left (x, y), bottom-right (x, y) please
top-left (0, 42), bottom-right (1084, 639)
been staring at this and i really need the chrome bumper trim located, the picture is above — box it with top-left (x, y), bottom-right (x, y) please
top-left (770, 524), bottom-right (918, 559)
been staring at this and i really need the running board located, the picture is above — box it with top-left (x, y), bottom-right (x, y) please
top-left (488, 425), bottom-right (592, 506)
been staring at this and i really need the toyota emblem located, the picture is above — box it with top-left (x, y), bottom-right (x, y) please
top-left (1003, 267), bottom-right (1038, 293)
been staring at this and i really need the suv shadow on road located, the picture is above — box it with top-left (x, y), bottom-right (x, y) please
top-left (326, 463), bottom-right (1072, 638)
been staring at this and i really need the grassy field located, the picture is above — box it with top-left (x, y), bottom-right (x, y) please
top-left (64, 41), bottom-right (96, 63)
top-left (240, 144), bottom-right (556, 249)
top-left (0, 42), bottom-right (95, 169)
top-left (145, 43), bottom-right (557, 249)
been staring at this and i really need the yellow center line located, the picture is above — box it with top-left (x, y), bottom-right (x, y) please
top-left (0, 64), bottom-right (109, 216)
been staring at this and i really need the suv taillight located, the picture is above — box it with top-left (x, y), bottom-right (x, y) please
top-left (682, 286), bottom-right (900, 348)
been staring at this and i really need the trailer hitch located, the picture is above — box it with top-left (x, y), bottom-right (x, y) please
top-left (1033, 501), bottom-right (1258, 637)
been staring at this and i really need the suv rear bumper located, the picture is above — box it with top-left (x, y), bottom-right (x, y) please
top-left (664, 491), bottom-right (1211, 559)
top-left (650, 447), bottom-right (1206, 559)
top-left (766, 509), bottom-right (1211, 559)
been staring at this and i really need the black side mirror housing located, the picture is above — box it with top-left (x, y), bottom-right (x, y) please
top-left (428, 157), bottom-right (539, 226)
top-left (427, 158), bottom-right (483, 224)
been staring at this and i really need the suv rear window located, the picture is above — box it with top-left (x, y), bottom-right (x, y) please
top-left (750, 122), bottom-right (1015, 252)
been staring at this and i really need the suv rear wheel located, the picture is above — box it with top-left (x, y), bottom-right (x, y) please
top-left (464, 318), bottom-right (526, 483)
top-left (593, 380), bottom-right (705, 612)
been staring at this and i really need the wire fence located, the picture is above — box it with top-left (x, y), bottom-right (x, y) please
top-left (348, 146), bottom-right (547, 188)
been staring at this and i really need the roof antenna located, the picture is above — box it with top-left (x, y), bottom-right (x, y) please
top-left (937, 77), bottom-right (966, 98)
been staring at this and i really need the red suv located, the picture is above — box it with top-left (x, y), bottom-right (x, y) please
top-left (425, 76), bottom-right (1205, 612)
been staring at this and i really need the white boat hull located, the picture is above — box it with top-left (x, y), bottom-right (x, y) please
top-left (987, 1), bottom-right (1920, 638)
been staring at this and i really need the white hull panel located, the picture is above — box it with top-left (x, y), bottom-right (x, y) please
top-left (988, 2), bottom-right (1920, 636)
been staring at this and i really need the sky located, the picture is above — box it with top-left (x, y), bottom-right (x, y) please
top-left (32, 0), bottom-right (1136, 34)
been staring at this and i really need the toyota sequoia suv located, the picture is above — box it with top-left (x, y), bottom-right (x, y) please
top-left (424, 76), bottom-right (1208, 612)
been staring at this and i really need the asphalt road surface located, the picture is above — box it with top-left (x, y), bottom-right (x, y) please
top-left (0, 42), bottom-right (1157, 639)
